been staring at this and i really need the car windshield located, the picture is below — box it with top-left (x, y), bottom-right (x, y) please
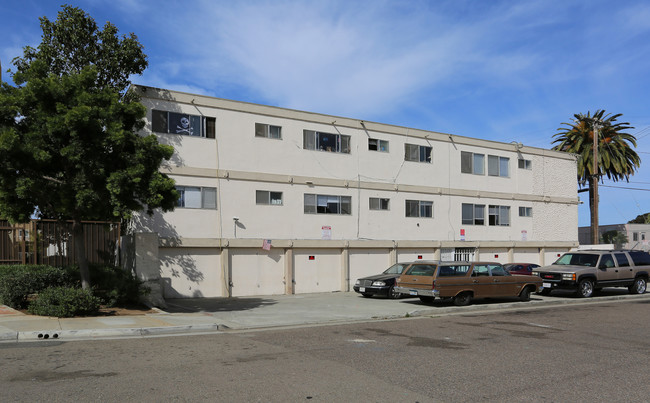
top-left (383, 263), bottom-right (408, 275)
top-left (554, 253), bottom-right (599, 267)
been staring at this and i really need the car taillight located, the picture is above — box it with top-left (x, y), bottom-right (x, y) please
top-left (431, 280), bottom-right (436, 290)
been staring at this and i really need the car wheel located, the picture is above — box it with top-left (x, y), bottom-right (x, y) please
top-left (453, 292), bottom-right (472, 306)
top-left (361, 293), bottom-right (373, 298)
top-left (388, 285), bottom-right (401, 299)
top-left (519, 286), bottom-right (531, 301)
top-left (577, 279), bottom-right (594, 298)
top-left (538, 288), bottom-right (551, 296)
top-left (419, 296), bottom-right (434, 304)
top-left (628, 277), bottom-right (647, 294)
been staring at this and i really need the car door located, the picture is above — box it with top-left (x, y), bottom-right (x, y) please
top-left (469, 264), bottom-right (494, 298)
top-left (614, 253), bottom-right (634, 282)
top-left (597, 253), bottom-right (618, 285)
top-left (489, 264), bottom-right (519, 297)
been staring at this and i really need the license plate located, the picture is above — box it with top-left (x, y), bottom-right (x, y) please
top-left (409, 290), bottom-right (418, 296)
top-left (542, 282), bottom-right (552, 288)
top-left (359, 287), bottom-right (365, 292)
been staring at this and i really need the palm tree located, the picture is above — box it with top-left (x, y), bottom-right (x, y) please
top-left (552, 110), bottom-right (640, 244)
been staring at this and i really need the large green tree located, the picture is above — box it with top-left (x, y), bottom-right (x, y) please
top-left (0, 6), bottom-right (178, 289)
top-left (552, 110), bottom-right (641, 243)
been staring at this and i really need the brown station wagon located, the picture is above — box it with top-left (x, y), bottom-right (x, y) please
top-left (393, 261), bottom-right (542, 306)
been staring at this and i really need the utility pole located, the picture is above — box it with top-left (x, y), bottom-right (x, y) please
top-left (591, 122), bottom-right (601, 244)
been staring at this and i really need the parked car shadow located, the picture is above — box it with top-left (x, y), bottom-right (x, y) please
top-left (163, 297), bottom-right (277, 313)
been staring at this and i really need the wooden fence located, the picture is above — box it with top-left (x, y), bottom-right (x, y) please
top-left (0, 219), bottom-right (120, 266)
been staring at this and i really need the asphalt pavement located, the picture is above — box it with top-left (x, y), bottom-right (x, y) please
top-left (0, 289), bottom-right (647, 342)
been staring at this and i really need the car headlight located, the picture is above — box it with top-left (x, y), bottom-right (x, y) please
top-left (531, 271), bottom-right (539, 276)
top-left (355, 280), bottom-right (360, 285)
top-left (562, 273), bottom-right (576, 281)
top-left (372, 281), bottom-right (386, 286)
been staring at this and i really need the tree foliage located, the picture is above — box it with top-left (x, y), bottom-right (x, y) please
top-left (601, 230), bottom-right (628, 246)
top-left (552, 110), bottom-right (640, 186)
top-left (0, 5), bottom-right (178, 289)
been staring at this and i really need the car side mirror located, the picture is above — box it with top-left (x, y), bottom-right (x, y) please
top-left (598, 264), bottom-right (607, 270)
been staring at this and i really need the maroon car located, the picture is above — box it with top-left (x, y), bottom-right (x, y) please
top-left (504, 263), bottom-right (540, 276)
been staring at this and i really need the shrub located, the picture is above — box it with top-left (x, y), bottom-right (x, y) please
top-left (0, 265), bottom-right (74, 309)
top-left (88, 264), bottom-right (148, 307)
top-left (28, 287), bottom-right (101, 318)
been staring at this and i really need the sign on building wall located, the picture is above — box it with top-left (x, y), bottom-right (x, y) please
top-left (321, 226), bottom-right (331, 240)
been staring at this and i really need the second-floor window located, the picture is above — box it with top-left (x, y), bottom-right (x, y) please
top-left (256, 190), bottom-right (283, 205)
top-left (152, 110), bottom-right (216, 138)
top-left (489, 205), bottom-right (510, 226)
top-left (255, 123), bottom-right (282, 139)
top-left (368, 138), bottom-right (389, 152)
top-left (405, 144), bottom-right (432, 163)
top-left (176, 186), bottom-right (217, 209)
top-left (303, 130), bottom-right (350, 153)
top-left (369, 197), bottom-right (390, 210)
top-left (304, 194), bottom-right (351, 214)
top-left (488, 155), bottom-right (509, 177)
top-left (461, 151), bottom-right (485, 175)
top-left (519, 207), bottom-right (532, 217)
top-left (518, 158), bottom-right (532, 169)
top-left (462, 203), bottom-right (485, 225)
top-left (406, 200), bottom-right (433, 217)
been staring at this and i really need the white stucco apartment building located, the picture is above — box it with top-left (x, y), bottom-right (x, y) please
top-left (129, 85), bottom-right (579, 299)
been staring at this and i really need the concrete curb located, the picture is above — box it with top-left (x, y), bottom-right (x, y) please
top-left (6, 324), bottom-right (227, 342)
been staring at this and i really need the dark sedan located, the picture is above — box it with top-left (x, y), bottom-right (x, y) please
top-left (353, 262), bottom-right (412, 299)
top-left (504, 263), bottom-right (540, 276)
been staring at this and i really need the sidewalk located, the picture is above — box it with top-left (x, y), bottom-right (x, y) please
top-left (0, 290), bottom-right (647, 342)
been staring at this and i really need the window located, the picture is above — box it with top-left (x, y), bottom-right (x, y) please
top-left (406, 200), bottom-right (433, 218)
top-left (519, 207), bottom-right (533, 217)
top-left (518, 158), bottom-right (532, 169)
top-left (369, 197), bottom-right (390, 210)
top-left (255, 123), bottom-right (282, 139)
top-left (488, 205), bottom-right (510, 226)
top-left (633, 232), bottom-right (639, 241)
top-left (461, 152), bottom-right (485, 175)
top-left (462, 204), bottom-right (485, 225)
top-left (304, 194), bottom-right (351, 215)
top-left (152, 110), bottom-right (216, 138)
top-left (488, 155), bottom-right (509, 177)
top-left (405, 144), bottom-right (432, 163)
top-left (368, 138), bottom-right (389, 152)
top-left (614, 253), bottom-right (630, 267)
top-left (303, 130), bottom-right (350, 153)
top-left (176, 186), bottom-right (217, 209)
top-left (256, 190), bottom-right (283, 205)
top-left (437, 265), bottom-right (470, 277)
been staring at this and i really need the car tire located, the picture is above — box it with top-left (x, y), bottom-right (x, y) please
top-left (628, 277), bottom-right (647, 295)
top-left (519, 286), bottom-right (531, 301)
top-left (361, 293), bottom-right (373, 298)
top-left (577, 279), bottom-right (594, 298)
top-left (388, 285), bottom-right (401, 299)
top-left (538, 288), bottom-right (551, 296)
top-left (453, 292), bottom-right (472, 306)
top-left (419, 296), bottom-right (434, 304)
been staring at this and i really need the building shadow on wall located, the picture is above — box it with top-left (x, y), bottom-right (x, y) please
top-left (163, 297), bottom-right (277, 313)
top-left (129, 211), bottom-right (205, 295)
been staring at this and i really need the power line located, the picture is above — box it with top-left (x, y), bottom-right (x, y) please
top-left (600, 184), bottom-right (650, 192)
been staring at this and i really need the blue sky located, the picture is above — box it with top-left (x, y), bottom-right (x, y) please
top-left (2, 0), bottom-right (650, 227)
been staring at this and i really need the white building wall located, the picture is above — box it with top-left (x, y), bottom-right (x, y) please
top-left (130, 85), bottom-right (580, 298)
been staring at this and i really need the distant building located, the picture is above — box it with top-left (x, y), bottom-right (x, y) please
top-left (128, 85), bottom-right (579, 299)
top-left (579, 224), bottom-right (650, 250)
